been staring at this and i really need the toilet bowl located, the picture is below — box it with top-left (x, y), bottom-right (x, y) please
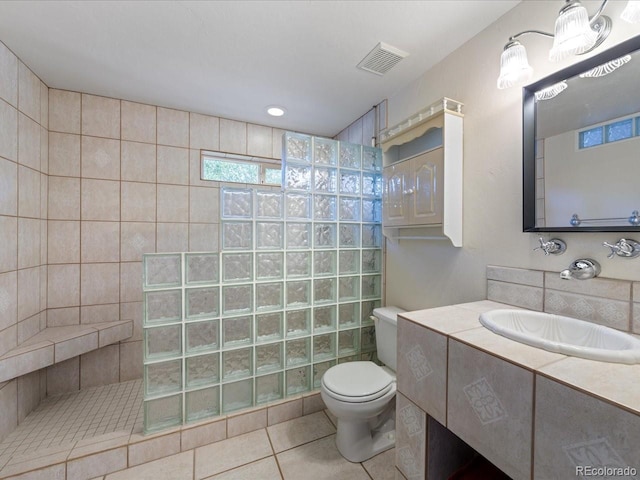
top-left (321, 361), bottom-right (397, 462)
top-left (320, 306), bottom-right (405, 463)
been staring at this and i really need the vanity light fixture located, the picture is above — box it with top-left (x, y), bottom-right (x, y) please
top-left (266, 106), bottom-right (286, 117)
top-left (496, 0), bottom-right (635, 89)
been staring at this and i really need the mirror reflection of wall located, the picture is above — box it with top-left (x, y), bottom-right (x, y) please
top-left (542, 114), bottom-right (640, 227)
top-left (533, 45), bottom-right (640, 229)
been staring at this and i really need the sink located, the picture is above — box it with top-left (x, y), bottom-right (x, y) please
top-left (479, 309), bottom-right (640, 364)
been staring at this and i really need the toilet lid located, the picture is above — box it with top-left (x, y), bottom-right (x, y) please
top-left (322, 361), bottom-right (394, 402)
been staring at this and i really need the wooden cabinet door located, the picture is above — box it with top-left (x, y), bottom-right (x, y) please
top-left (382, 162), bottom-right (410, 227)
top-left (409, 148), bottom-right (444, 225)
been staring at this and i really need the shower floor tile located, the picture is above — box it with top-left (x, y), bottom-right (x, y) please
top-left (0, 379), bottom-right (143, 459)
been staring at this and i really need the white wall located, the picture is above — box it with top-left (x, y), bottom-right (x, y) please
top-left (384, 1), bottom-right (640, 311)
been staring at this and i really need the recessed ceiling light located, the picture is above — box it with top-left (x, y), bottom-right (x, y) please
top-left (267, 106), bottom-right (285, 117)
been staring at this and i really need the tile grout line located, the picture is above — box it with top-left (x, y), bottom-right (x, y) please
top-left (264, 425), bottom-right (285, 480)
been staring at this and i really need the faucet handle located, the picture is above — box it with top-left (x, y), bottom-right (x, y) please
top-left (603, 241), bottom-right (620, 259)
top-left (534, 237), bottom-right (566, 255)
top-left (603, 238), bottom-right (640, 259)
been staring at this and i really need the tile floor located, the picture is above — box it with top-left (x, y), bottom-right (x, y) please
top-left (0, 380), bottom-right (143, 458)
top-left (0, 381), bottom-right (400, 479)
top-left (98, 411), bottom-right (397, 480)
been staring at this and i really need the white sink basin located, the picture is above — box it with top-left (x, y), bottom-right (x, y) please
top-left (479, 309), bottom-right (640, 364)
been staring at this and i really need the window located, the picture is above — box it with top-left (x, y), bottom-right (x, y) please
top-left (605, 119), bottom-right (633, 143)
top-left (579, 127), bottom-right (603, 149)
top-left (578, 115), bottom-right (638, 149)
top-left (201, 152), bottom-right (281, 185)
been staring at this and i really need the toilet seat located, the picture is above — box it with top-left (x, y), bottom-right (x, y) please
top-left (321, 361), bottom-right (395, 403)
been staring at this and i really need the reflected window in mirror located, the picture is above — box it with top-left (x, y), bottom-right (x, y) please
top-left (578, 117), bottom-right (638, 149)
top-left (523, 35), bottom-right (640, 232)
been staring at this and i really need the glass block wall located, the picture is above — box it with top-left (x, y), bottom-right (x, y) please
top-left (142, 133), bottom-right (383, 433)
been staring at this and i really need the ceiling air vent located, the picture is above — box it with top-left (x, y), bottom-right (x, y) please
top-left (357, 42), bottom-right (409, 76)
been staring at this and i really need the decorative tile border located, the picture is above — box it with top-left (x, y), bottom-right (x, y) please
top-left (545, 273), bottom-right (631, 302)
top-left (487, 266), bottom-right (637, 333)
top-left (487, 266), bottom-right (543, 287)
top-left (487, 280), bottom-right (543, 311)
top-left (544, 290), bottom-right (630, 331)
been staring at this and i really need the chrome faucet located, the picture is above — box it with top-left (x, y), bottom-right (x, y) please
top-left (560, 259), bottom-right (601, 280)
top-left (602, 238), bottom-right (640, 259)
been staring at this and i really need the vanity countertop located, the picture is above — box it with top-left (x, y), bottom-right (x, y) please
top-left (399, 300), bottom-right (640, 416)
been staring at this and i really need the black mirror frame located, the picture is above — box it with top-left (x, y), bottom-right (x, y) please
top-left (523, 34), bottom-right (640, 232)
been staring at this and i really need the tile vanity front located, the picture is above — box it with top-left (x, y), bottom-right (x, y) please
top-left (396, 295), bottom-right (640, 480)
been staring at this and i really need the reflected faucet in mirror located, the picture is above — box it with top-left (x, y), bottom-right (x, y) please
top-left (560, 259), bottom-right (601, 280)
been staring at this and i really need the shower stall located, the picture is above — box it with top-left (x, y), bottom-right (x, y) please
top-left (142, 133), bottom-right (384, 433)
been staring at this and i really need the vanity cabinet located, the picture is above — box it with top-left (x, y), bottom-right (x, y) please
top-left (533, 376), bottom-right (640, 480)
top-left (396, 301), bottom-right (640, 480)
top-left (382, 148), bottom-right (444, 228)
top-left (379, 98), bottom-right (463, 246)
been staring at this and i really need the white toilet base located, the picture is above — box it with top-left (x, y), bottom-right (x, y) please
top-left (335, 412), bottom-right (396, 463)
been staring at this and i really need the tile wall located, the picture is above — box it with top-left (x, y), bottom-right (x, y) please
top-left (45, 88), bottom-right (289, 396)
top-left (0, 41), bottom-right (49, 440)
top-left (487, 265), bottom-right (639, 334)
top-left (0, 38), bottom-right (384, 443)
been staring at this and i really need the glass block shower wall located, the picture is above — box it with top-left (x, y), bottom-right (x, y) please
top-left (142, 133), bottom-right (383, 433)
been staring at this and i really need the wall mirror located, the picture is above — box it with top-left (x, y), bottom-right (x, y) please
top-left (523, 35), bottom-right (640, 232)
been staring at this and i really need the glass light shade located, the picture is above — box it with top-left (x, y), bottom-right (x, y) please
top-left (534, 81), bottom-right (568, 101)
top-left (621, 1), bottom-right (640, 23)
top-left (497, 41), bottom-right (533, 89)
top-left (579, 55), bottom-right (632, 78)
top-left (549, 1), bottom-right (597, 62)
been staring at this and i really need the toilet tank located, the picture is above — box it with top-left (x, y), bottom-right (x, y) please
top-left (372, 306), bottom-right (406, 371)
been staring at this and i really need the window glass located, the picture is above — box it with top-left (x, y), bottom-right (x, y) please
top-left (579, 127), bottom-right (603, 149)
top-left (605, 119), bottom-right (633, 143)
top-left (201, 154), bottom-right (282, 185)
top-left (265, 167), bottom-right (282, 185)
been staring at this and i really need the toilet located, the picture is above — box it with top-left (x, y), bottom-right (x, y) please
top-left (320, 306), bottom-right (405, 462)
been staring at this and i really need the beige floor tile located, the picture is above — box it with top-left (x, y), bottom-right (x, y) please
top-left (277, 435), bottom-right (370, 480)
top-left (267, 411), bottom-right (335, 453)
top-left (105, 451), bottom-right (193, 480)
top-left (324, 408), bottom-right (337, 427)
top-left (204, 457), bottom-right (282, 480)
top-left (194, 429), bottom-right (273, 480)
top-left (363, 448), bottom-right (396, 480)
top-left (0, 454), bottom-right (11, 470)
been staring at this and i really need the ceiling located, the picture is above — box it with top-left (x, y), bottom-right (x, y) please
top-left (537, 49), bottom-right (640, 138)
top-left (0, 1), bottom-right (520, 137)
